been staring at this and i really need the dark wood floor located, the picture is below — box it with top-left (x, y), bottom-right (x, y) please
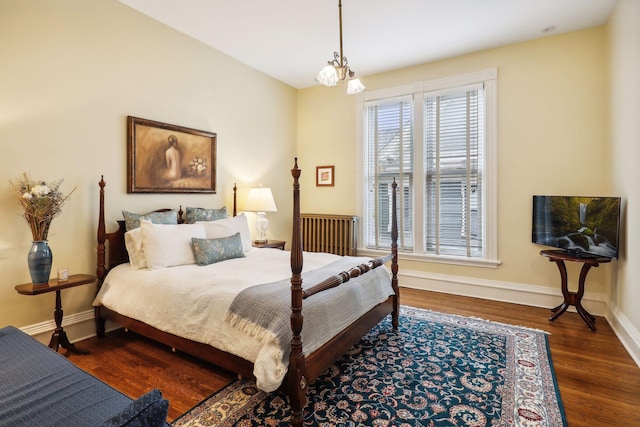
top-left (67, 287), bottom-right (640, 426)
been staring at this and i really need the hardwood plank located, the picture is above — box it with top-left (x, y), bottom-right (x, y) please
top-left (67, 330), bottom-right (235, 421)
top-left (67, 287), bottom-right (640, 425)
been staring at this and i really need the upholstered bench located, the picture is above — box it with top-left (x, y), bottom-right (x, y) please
top-left (0, 326), bottom-right (169, 426)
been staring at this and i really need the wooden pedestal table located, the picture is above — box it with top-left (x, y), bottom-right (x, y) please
top-left (540, 250), bottom-right (611, 331)
top-left (15, 274), bottom-right (96, 354)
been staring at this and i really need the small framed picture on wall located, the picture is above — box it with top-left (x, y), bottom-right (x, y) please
top-left (316, 165), bottom-right (334, 187)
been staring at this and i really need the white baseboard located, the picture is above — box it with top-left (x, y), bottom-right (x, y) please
top-left (398, 269), bottom-right (640, 368)
top-left (398, 269), bottom-right (608, 315)
top-left (605, 304), bottom-right (640, 367)
top-left (19, 309), bottom-right (120, 347)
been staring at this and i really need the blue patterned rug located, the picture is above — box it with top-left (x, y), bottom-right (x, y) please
top-left (173, 306), bottom-right (566, 426)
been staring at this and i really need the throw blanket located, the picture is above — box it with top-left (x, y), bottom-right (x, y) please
top-left (225, 257), bottom-right (393, 387)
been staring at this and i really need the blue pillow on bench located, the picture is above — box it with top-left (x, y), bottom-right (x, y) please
top-left (100, 388), bottom-right (169, 427)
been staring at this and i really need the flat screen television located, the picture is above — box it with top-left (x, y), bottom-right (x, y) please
top-left (532, 195), bottom-right (621, 259)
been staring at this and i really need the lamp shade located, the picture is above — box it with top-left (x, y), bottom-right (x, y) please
top-left (317, 64), bottom-right (339, 87)
top-left (347, 78), bottom-right (366, 95)
top-left (245, 187), bottom-right (277, 213)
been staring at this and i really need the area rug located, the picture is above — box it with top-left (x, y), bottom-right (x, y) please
top-left (172, 306), bottom-right (566, 426)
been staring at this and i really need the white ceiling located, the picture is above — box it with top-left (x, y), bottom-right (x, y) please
top-left (118, 0), bottom-right (616, 89)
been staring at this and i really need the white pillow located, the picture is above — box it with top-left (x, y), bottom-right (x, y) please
top-left (124, 228), bottom-right (147, 269)
top-left (198, 213), bottom-right (253, 253)
top-left (140, 220), bottom-right (206, 269)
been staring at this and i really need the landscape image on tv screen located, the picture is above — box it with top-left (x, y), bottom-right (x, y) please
top-left (532, 195), bottom-right (621, 259)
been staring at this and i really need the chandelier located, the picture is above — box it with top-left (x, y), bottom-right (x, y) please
top-left (316, 0), bottom-right (365, 95)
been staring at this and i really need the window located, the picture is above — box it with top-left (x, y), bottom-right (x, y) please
top-left (424, 87), bottom-right (483, 257)
top-left (359, 69), bottom-right (498, 267)
top-left (363, 98), bottom-right (414, 251)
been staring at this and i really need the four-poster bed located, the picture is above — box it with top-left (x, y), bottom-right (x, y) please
top-left (95, 158), bottom-right (399, 426)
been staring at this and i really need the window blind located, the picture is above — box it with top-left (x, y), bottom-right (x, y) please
top-left (364, 99), bottom-right (414, 251)
top-left (424, 88), bottom-right (484, 257)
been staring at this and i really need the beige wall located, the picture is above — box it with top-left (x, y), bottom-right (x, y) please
top-left (2, 0), bottom-right (636, 353)
top-left (0, 0), bottom-right (297, 329)
top-left (607, 0), bottom-right (640, 335)
top-left (298, 28), bottom-right (613, 292)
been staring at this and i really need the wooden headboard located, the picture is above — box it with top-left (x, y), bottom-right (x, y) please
top-left (96, 177), bottom-right (237, 284)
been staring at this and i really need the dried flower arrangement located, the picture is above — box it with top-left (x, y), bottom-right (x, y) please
top-left (11, 172), bottom-right (76, 241)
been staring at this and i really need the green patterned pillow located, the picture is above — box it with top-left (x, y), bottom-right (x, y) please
top-left (185, 206), bottom-right (227, 224)
top-left (191, 233), bottom-right (245, 266)
top-left (122, 210), bottom-right (178, 231)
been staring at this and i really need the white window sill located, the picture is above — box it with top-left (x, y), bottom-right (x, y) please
top-left (358, 248), bottom-right (502, 269)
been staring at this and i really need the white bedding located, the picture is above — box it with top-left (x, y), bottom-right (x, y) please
top-left (93, 248), bottom-right (393, 391)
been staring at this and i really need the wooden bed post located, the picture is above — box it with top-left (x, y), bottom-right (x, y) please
top-left (233, 182), bottom-right (237, 217)
top-left (391, 178), bottom-right (399, 330)
top-left (97, 176), bottom-right (106, 282)
top-left (289, 158), bottom-right (306, 427)
top-left (96, 176), bottom-right (107, 338)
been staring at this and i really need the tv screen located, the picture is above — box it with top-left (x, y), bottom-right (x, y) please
top-left (532, 195), bottom-right (621, 259)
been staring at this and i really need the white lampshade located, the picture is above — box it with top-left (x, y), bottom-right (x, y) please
top-left (316, 64), bottom-right (339, 87)
top-left (347, 78), bottom-right (366, 95)
top-left (245, 187), bottom-right (277, 213)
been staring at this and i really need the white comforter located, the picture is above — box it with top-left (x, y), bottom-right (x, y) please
top-left (93, 249), bottom-right (393, 391)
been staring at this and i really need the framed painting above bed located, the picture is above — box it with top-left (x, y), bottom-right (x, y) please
top-left (127, 116), bottom-right (217, 194)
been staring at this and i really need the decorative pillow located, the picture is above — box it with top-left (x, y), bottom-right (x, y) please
top-left (198, 213), bottom-right (252, 252)
top-left (185, 206), bottom-right (228, 224)
top-left (100, 388), bottom-right (169, 427)
top-left (124, 228), bottom-right (147, 269)
top-left (140, 221), bottom-right (206, 269)
top-left (192, 233), bottom-right (245, 266)
top-left (123, 210), bottom-right (178, 232)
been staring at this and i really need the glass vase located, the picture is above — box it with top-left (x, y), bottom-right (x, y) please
top-left (27, 240), bottom-right (53, 285)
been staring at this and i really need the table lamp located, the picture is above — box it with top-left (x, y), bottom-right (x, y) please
top-left (244, 187), bottom-right (277, 243)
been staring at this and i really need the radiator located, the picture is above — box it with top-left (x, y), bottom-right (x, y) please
top-left (301, 214), bottom-right (358, 256)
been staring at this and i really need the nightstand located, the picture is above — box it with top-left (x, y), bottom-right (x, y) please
top-left (15, 274), bottom-right (96, 354)
top-left (252, 240), bottom-right (286, 250)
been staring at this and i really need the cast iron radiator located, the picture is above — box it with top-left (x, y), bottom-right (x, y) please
top-left (301, 213), bottom-right (358, 256)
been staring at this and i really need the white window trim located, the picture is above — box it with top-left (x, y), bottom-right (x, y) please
top-left (355, 68), bottom-right (500, 268)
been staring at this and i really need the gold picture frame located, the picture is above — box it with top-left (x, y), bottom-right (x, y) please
top-left (316, 165), bottom-right (335, 187)
top-left (127, 116), bottom-right (216, 193)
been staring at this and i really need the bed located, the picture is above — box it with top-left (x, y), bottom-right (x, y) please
top-left (94, 158), bottom-right (399, 426)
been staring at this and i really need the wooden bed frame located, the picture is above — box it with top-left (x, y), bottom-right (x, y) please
top-left (95, 158), bottom-right (399, 426)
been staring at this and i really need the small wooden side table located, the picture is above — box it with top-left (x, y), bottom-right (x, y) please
top-left (252, 240), bottom-right (286, 250)
top-left (540, 250), bottom-right (611, 331)
top-left (15, 274), bottom-right (96, 354)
